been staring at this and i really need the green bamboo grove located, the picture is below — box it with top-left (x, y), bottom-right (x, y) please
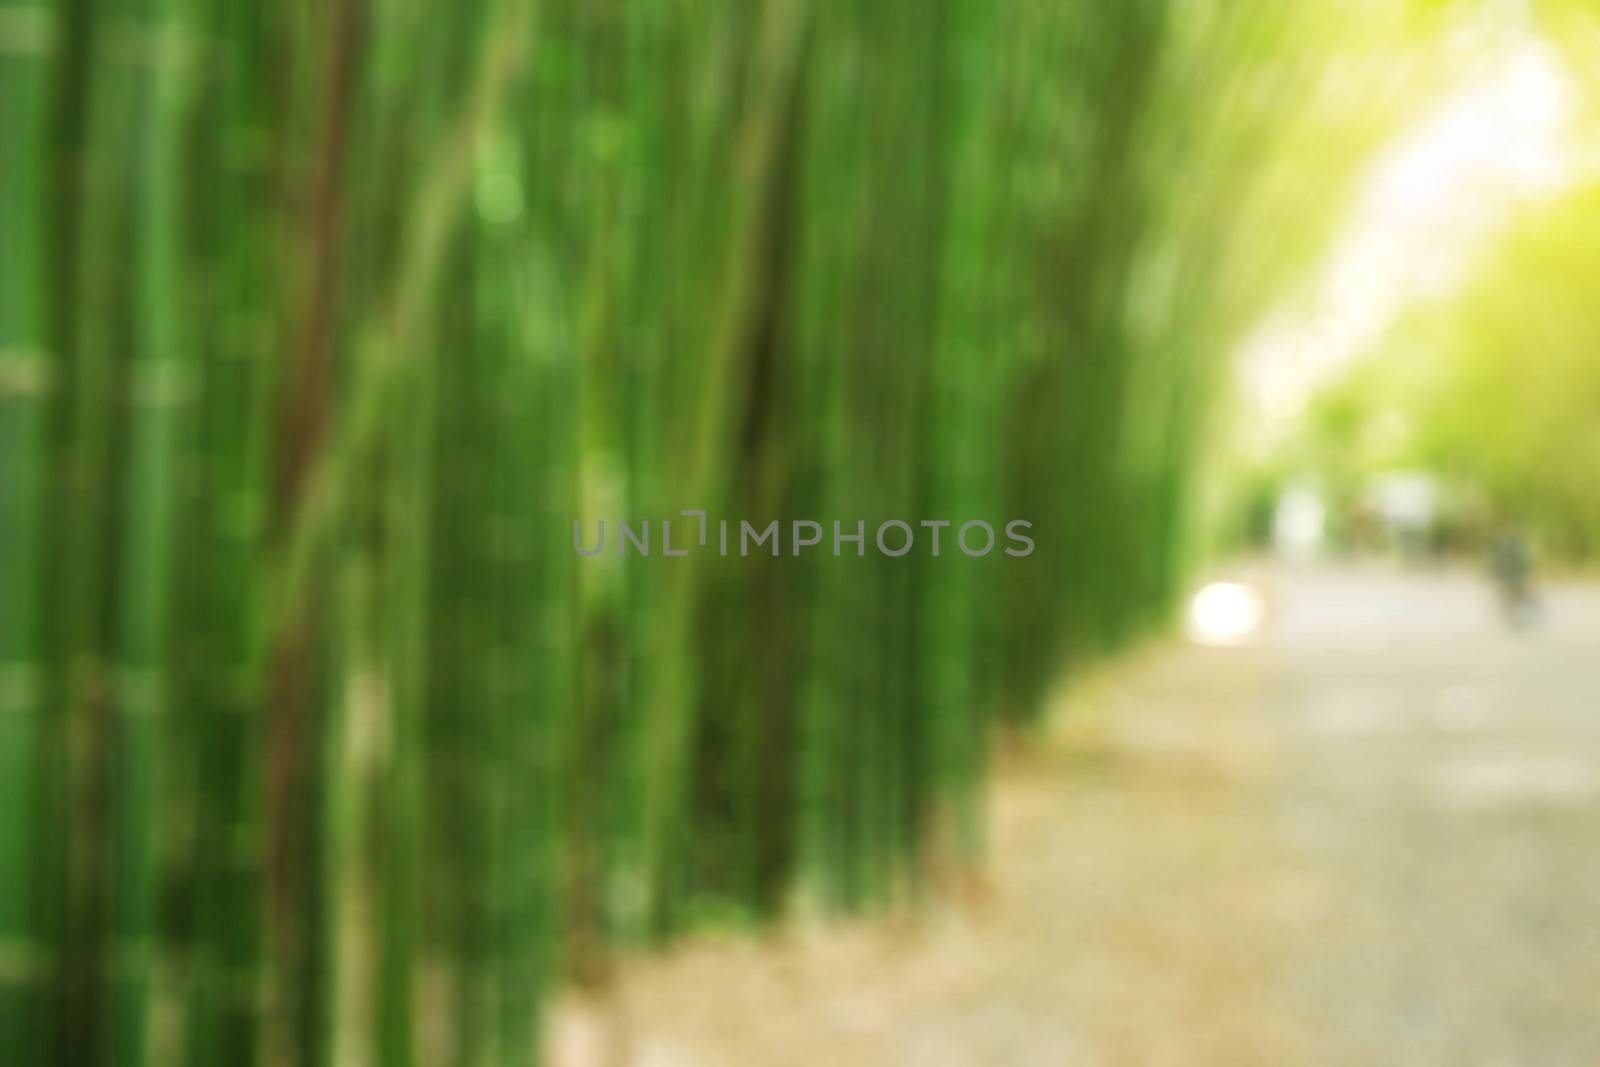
top-left (2, 0), bottom-right (1445, 1064)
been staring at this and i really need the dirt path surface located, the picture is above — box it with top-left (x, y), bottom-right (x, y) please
top-left (550, 565), bottom-right (1600, 1066)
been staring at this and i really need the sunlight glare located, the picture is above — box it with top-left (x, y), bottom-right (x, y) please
top-left (1238, 34), bottom-right (1581, 451)
top-left (1187, 582), bottom-right (1267, 647)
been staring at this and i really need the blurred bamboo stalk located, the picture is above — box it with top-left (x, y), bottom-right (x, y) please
top-left (0, 0), bottom-right (55, 1054)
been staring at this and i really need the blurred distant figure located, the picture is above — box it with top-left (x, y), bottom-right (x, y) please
top-left (1488, 526), bottom-right (1539, 629)
top-left (1367, 471), bottom-right (1438, 561)
top-left (1274, 484), bottom-right (1327, 562)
